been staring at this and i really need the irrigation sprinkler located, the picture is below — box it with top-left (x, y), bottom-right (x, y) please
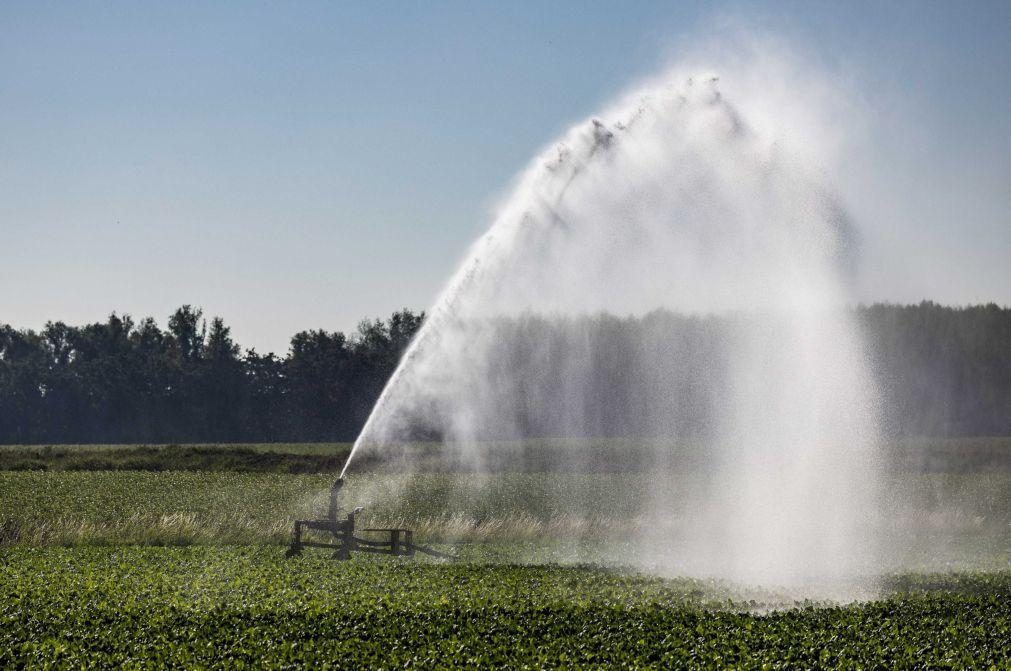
top-left (285, 478), bottom-right (454, 560)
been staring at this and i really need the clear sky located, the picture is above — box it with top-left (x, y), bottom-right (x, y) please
top-left (2, 1), bottom-right (1009, 354)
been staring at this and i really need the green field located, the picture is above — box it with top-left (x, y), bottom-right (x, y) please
top-left (1, 547), bottom-right (1008, 668)
top-left (1, 443), bottom-right (1009, 668)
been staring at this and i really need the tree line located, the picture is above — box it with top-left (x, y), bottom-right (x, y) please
top-left (0, 302), bottom-right (1008, 444)
top-left (860, 302), bottom-right (1011, 436)
top-left (0, 306), bottom-right (422, 444)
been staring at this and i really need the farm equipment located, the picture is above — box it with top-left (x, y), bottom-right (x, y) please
top-left (285, 478), bottom-right (453, 560)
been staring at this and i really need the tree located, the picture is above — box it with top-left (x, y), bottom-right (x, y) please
top-left (168, 305), bottom-right (205, 364)
top-left (198, 317), bottom-right (245, 440)
top-left (286, 329), bottom-right (350, 440)
top-left (1, 303), bottom-right (1006, 444)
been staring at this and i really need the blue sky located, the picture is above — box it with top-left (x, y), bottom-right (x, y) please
top-left (2, 1), bottom-right (1009, 353)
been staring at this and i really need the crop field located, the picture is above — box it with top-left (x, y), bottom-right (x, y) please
top-left (2, 469), bottom-right (1008, 563)
top-left (2, 548), bottom-right (1009, 668)
top-left (1, 442), bottom-right (1009, 668)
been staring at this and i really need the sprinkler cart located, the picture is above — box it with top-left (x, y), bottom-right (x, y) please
top-left (285, 478), bottom-right (453, 560)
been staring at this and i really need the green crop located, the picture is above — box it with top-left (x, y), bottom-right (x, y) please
top-left (0, 547), bottom-right (1008, 669)
top-left (1, 464), bottom-right (1009, 668)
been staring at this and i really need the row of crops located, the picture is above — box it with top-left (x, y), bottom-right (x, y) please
top-left (2, 547), bottom-right (1009, 668)
top-left (2, 455), bottom-right (1009, 668)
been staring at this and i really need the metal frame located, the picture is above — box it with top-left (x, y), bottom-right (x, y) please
top-left (286, 514), bottom-right (416, 559)
top-left (285, 478), bottom-right (452, 560)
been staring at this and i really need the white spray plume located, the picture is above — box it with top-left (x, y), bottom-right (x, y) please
top-left (343, 42), bottom-right (882, 594)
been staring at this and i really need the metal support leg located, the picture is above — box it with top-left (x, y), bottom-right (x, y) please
top-left (285, 521), bottom-right (303, 558)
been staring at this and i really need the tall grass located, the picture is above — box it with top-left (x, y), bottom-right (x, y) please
top-left (1, 470), bottom-right (1007, 569)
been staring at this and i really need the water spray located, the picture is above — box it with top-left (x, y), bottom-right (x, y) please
top-left (331, 62), bottom-right (881, 590)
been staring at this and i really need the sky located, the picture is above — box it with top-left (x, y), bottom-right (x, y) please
top-left (2, 1), bottom-right (1009, 354)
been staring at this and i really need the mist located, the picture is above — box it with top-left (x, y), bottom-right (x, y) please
top-left (346, 44), bottom-right (883, 594)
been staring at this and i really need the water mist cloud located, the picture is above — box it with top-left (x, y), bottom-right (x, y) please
top-left (346, 41), bottom-right (883, 595)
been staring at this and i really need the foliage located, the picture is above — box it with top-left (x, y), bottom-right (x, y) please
top-left (1, 302), bottom-right (1010, 444)
top-left (0, 546), bottom-right (1008, 668)
top-left (0, 307), bottom-right (424, 444)
top-left (860, 301), bottom-right (1011, 436)
top-left (0, 464), bottom-right (1008, 667)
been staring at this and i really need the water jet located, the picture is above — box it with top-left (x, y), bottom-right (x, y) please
top-left (337, 63), bottom-right (881, 592)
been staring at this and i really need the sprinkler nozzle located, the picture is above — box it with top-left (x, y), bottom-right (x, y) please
top-left (327, 478), bottom-right (344, 521)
